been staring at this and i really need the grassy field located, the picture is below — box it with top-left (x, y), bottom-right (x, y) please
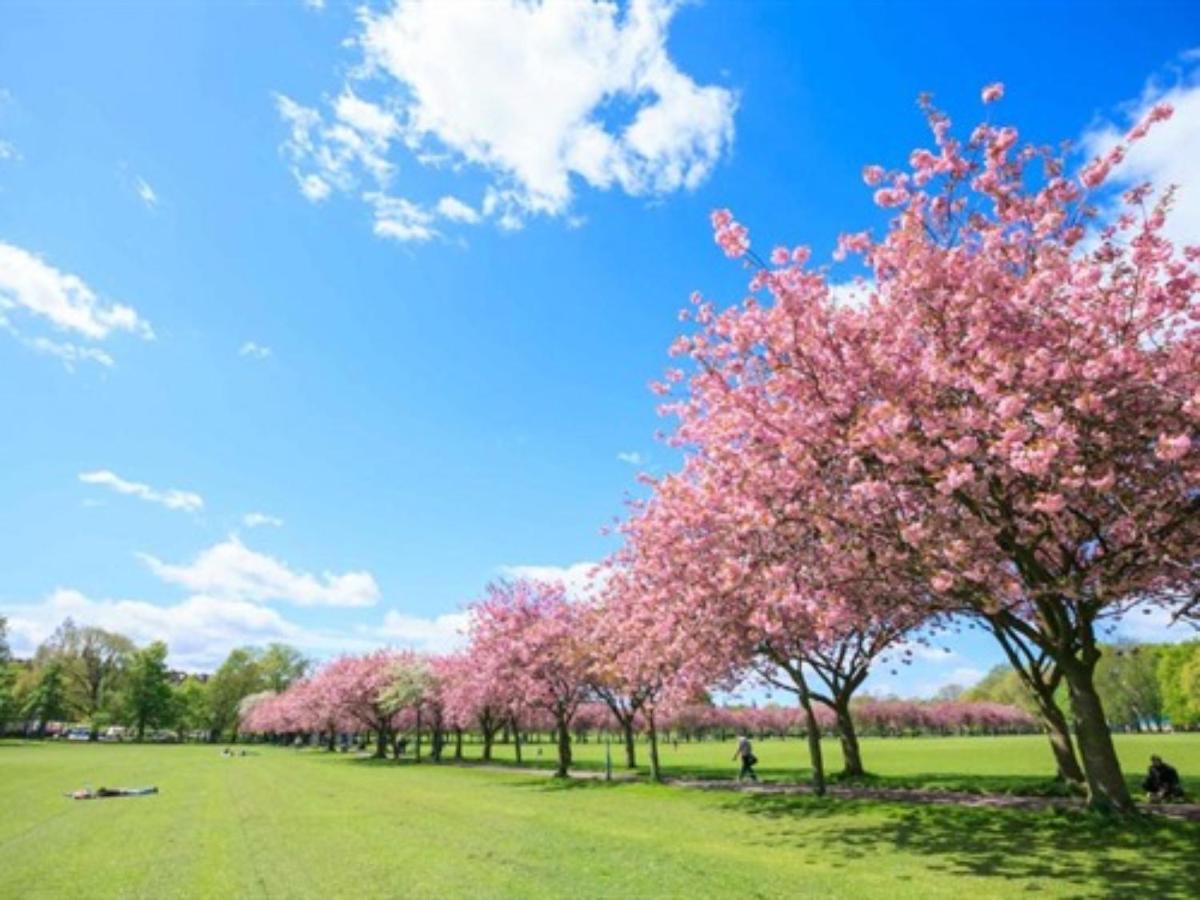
top-left (471, 730), bottom-right (1200, 794)
top-left (1, 738), bottom-right (1198, 899)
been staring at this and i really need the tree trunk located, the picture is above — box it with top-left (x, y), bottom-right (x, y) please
top-left (833, 696), bottom-right (865, 778)
top-left (621, 718), bottom-right (637, 769)
top-left (513, 727), bottom-right (522, 764)
top-left (795, 677), bottom-right (826, 796)
top-left (414, 709), bottom-right (423, 763)
top-left (1033, 691), bottom-right (1086, 786)
top-left (554, 716), bottom-right (572, 777)
top-left (454, 728), bottom-right (463, 761)
top-left (374, 728), bottom-right (387, 759)
top-left (482, 727), bottom-right (494, 761)
top-left (1060, 656), bottom-right (1135, 813)
top-left (647, 710), bottom-right (662, 783)
top-left (989, 620), bottom-right (1086, 787)
top-left (327, 730), bottom-right (336, 752)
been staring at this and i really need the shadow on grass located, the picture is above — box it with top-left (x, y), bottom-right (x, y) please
top-left (724, 791), bottom-right (1200, 899)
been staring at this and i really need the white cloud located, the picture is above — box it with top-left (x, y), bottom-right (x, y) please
top-left (1109, 603), bottom-right (1199, 643)
top-left (243, 512), bottom-right (284, 529)
top-left (371, 610), bottom-right (469, 653)
top-left (79, 470), bottom-right (204, 514)
top-left (240, 341), bottom-right (272, 359)
top-left (1080, 60), bottom-right (1200, 247)
top-left (140, 535), bottom-right (380, 608)
top-left (364, 192), bottom-right (438, 242)
top-left (278, 0), bottom-right (736, 237)
top-left (4, 588), bottom-right (304, 670)
top-left (0, 323), bottom-right (115, 371)
top-left (0, 140), bottom-right (18, 162)
top-left (134, 177), bottom-right (158, 208)
top-left (498, 560), bottom-right (605, 600)
top-left (0, 243), bottom-right (153, 352)
top-left (302, 0), bottom-right (325, 9)
top-left (616, 450), bottom-right (645, 466)
top-left (436, 195), bottom-right (481, 224)
top-left (2, 588), bottom-right (391, 671)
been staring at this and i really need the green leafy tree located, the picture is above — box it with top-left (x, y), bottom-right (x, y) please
top-left (1159, 641), bottom-right (1200, 728)
top-left (23, 660), bottom-right (70, 737)
top-left (40, 619), bottom-right (134, 735)
top-left (124, 642), bottom-right (174, 741)
top-left (0, 617), bottom-right (15, 731)
top-left (171, 677), bottom-right (211, 740)
top-left (258, 643), bottom-right (311, 693)
top-left (1094, 642), bottom-right (1164, 730)
top-left (207, 648), bottom-right (266, 741)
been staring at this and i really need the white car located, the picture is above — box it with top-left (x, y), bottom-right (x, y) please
top-left (65, 727), bottom-right (92, 742)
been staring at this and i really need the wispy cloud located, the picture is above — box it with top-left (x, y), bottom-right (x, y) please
top-left (616, 450), bottom-right (645, 466)
top-left (79, 469), bottom-right (203, 513)
top-left (134, 176), bottom-right (158, 208)
top-left (243, 512), bottom-right (284, 529)
top-left (0, 242), bottom-right (153, 368)
top-left (239, 341), bottom-right (272, 359)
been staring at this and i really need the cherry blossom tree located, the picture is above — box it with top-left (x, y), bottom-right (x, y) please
top-left (657, 86), bottom-right (1197, 811)
top-left (315, 651), bottom-right (404, 758)
top-left (466, 579), bottom-right (591, 777)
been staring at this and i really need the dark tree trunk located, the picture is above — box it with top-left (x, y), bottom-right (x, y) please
top-left (621, 718), bottom-right (637, 769)
top-left (833, 696), bottom-right (865, 778)
top-left (796, 677), bottom-right (826, 796)
top-left (454, 727), bottom-right (463, 761)
top-left (1060, 656), bottom-right (1135, 813)
top-left (374, 728), bottom-right (388, 759)
top-left (647, 710), bottom-right (662, 783)
top-left (513, 726), bottom-right (522, 764)
top-left (1034, 691), bottom-right (1086, 786)
top-left (554, 715), bottom-right (572, 778)
top-left (990, 619), bottom-right (1085, 787)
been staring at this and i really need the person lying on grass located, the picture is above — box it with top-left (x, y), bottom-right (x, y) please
top-left (67, 786), bottom-right (158, 800)
top-left (1142, 756), bottom-right (1185, 802)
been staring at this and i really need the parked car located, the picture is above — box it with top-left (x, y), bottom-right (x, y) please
top-left (98, 726), bottom-right (127, 742)
top-left (65, 726), bottom-right (92, 742)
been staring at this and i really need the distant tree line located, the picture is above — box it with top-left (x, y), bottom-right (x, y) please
top-left (0, 615), bottom-right (310, 742)
top-left (963, 639), bottom-right (1200, 732)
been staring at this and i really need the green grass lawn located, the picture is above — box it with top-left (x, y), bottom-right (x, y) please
top-left (464, 730), bottom-right (1200, 795)
top-left (1, 738), bottom-right (1197, 899)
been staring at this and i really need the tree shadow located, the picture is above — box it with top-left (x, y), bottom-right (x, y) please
top-left (724, 792), bottom-right (1200, 899)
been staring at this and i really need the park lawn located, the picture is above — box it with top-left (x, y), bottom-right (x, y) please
top-left (0, 741), bottom-right (1198, 899)
top-left (466, 731), bottom-right (1200, 795)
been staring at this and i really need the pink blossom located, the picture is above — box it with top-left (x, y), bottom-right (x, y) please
top-left (981, 82), bottom-right (1004, 104)
top-left (1154, 433), bottom-right (1192, 461)
top-left (1032, 493), bottom-right (1067, 515)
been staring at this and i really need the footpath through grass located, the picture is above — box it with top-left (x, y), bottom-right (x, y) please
top-left (1, 739), bottom-right (1198, 899)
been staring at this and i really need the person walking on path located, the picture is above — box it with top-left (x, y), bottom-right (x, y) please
top-left (733, 733), bottom-right (758, 783)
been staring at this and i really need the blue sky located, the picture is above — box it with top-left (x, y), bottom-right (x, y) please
top-left (1, 0), bottom-right (1197, 694)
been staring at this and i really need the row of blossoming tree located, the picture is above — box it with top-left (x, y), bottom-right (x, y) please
top-left (248, 84), bottom-right (1196, 815)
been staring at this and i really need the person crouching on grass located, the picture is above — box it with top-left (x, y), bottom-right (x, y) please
top-left (733, 733), bottom-right (759, 783)
top-left (1143, 755), bottom-right (1185, 802)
